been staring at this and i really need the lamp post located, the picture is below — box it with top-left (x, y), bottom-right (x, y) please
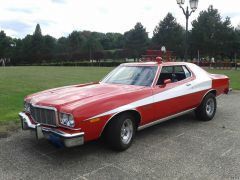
top-left (161, 46), bottom-right (166, 61)
top-left (176, 0), bottom-right (198, 61)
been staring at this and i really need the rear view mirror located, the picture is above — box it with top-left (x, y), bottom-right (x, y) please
top-left (164, 79), bottom-right (171, 84)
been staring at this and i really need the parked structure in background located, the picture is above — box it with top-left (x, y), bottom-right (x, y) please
top-left (141, 49), bottom-right (174, 62)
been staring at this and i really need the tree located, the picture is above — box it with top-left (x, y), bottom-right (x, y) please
top-left (100, 33), bottom-right (124, 50)
top-left (124, 22), bottom-right (149, 60)
top-left (152, 13), bottom-right (185, 58)
top-left (0, 31), bottom-right (12, 58)
top-left (34, 24), bottom-right (42, 37)
top-left (232, 28), bottom-right (240, 61)
top-left (31, 24), bottom-right (44, 63)
top-left (81, 31), bottom-right (103, 61)
top-left (190, 5), bottom-right (235, 60)
top-left (42, 35), bottom-right (56, 60)
top-left (68, 31), bottom-right (84, 54)
top-left (56, 37), bottom-right (69, 53)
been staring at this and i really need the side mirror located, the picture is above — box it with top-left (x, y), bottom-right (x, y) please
top-left (164, 79), bottom-right (171, 85)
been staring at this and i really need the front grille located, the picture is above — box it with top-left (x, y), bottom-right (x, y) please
top-left (30, 105), bottom-right (57, 126)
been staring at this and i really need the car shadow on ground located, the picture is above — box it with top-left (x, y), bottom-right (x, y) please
top-left (24, 112), bottom-right (201, 163)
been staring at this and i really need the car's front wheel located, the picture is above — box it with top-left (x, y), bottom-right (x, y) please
top-left (195, 93), bottom-right (217, 121)
top-left (104, 113), bottom-right (136, 151)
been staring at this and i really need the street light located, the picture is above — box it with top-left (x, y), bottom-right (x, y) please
top-left (177, 0), bottom-right (198, 61)
top-left (161, 46), bottom-right (166, 53)
top-left (161, 46), bottom-right (166, 61)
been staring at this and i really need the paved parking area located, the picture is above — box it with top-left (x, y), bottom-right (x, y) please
top-left (0, 92), bottom-right (240, 180)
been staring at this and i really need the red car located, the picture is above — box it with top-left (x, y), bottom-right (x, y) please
top-left (19, 61), bottom-right (229, 151)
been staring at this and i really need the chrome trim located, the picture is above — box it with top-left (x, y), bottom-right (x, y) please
top-left (58, 124), bottom-right (81, 131)
top-left (19, 112), bottom-right (84, 139)
top-left (30, 104), bottom-right (58, 127)
top-left (183, 65), bottom-right (193, 78)
top-left (41, 127), bottom-right (84, 139)
top-left (137, 108), bottom-right (195, 131)
top-left (31, 104), bottom-right (57, 111)
top-left (19, 112), bottom-right (36, 129)
top-left (24, 101), bottom-right (31, 113)
top-left (152, 65), bottom-right (162, 87)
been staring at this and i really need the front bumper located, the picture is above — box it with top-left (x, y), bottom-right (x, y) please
top-left (19, 112), bottom-right (84, 147)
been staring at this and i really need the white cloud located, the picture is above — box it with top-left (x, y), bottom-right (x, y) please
top-left (0, 0), bottom-right (239, 38)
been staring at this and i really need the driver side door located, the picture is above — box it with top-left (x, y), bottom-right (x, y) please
top-left (152, 65), bottom-right (194, 120)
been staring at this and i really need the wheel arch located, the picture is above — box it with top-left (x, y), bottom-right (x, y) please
top-left (200, 89), bottom-right (217, 104)
top-left (100, 109), bottom-right (141, 137)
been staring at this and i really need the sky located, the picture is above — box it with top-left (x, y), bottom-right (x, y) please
top-left (0, 0), bottom-right (239, 39)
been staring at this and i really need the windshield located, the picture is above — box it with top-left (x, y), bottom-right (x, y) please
top-left (102, 66), bottom-right (158, 86)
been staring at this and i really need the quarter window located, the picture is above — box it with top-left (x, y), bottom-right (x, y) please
top-left (183, 66), bottom-right (191, 78)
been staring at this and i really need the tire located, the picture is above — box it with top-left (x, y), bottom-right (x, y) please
top-left (195, 93), bottom-right (217, 121)
top-left (104, 113), bottom-right (136, 151)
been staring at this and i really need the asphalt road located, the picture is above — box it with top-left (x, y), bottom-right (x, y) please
top-left (0, 92), bottom-right (240, 180)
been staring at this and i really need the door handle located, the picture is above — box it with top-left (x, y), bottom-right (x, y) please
top-left (186, 83), bottom-right (191, 86)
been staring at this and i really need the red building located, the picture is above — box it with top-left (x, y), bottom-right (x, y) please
top-left (142, 50), bottom-right (174, 62)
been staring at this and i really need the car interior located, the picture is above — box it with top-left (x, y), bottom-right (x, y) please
top-left (157, 65), bottom-right (191, 85)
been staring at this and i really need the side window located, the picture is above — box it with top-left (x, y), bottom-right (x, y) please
top-left (183, 66), bottom-right (191, 78)
top-left (175, 66), bottom-right (184, 73)
top-left (157, 65), bottom-right (191, 85)
top-left (157, 66), bottom-right (173, 85)
top-left (161, 66), bottom-right (173, 73)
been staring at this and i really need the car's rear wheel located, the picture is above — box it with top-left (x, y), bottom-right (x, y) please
top-left (195, 93), bottom-right (217, 121)
top-left (104, 113), bottom-right (136, 151)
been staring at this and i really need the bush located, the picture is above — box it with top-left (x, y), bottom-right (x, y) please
top-left (20, 61), bottom-right (123, 67)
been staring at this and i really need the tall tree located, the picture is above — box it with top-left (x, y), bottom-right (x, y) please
top-left (124, 22), bottom-right (149, 60)
top-left (31, 24), bottom-right (43, 63)
top-left (34, 24), bottom-right (42, 37)
top-left (152, 13), bottom-right (184, 57)
top-left (190, 5), bottom-right (235, 59)
top-left (0, 31), bottom-right (9, 58)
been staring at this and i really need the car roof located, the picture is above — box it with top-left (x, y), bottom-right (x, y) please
top-left (121, 61), bottom-right (191, 67)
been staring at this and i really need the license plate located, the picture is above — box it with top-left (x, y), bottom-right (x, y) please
top-left (48, 134), bottom-right (64, 148)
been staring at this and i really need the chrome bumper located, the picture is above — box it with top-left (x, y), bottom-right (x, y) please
top-left (19, 112), bottom-right (84, 147)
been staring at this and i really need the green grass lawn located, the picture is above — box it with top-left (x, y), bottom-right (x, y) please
top-left (0, 66), bottom-right (113, 124)
top-left (0, 66), bottom-right (239, 125)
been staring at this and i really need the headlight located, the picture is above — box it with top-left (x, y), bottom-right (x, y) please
top-left (24, 102), bottom-right (31, 112)
top-left (59, 113), bottom-right (75, 128)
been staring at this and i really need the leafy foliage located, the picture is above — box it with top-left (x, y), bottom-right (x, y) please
top-left (190, 5), bottom-right (237, 60)
top-left (124, 22), bottom-right (149, 59)
top-left (152, 13), bottom-right (185, 57)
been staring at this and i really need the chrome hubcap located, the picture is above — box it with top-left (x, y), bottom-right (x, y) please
top-left (206, 98), bottom-right (215, 116)
top-left (120, 119), bottom-right (133, 144)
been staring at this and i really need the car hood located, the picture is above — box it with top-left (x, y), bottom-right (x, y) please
top-left (26, 83), bottom-right (145, 108)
